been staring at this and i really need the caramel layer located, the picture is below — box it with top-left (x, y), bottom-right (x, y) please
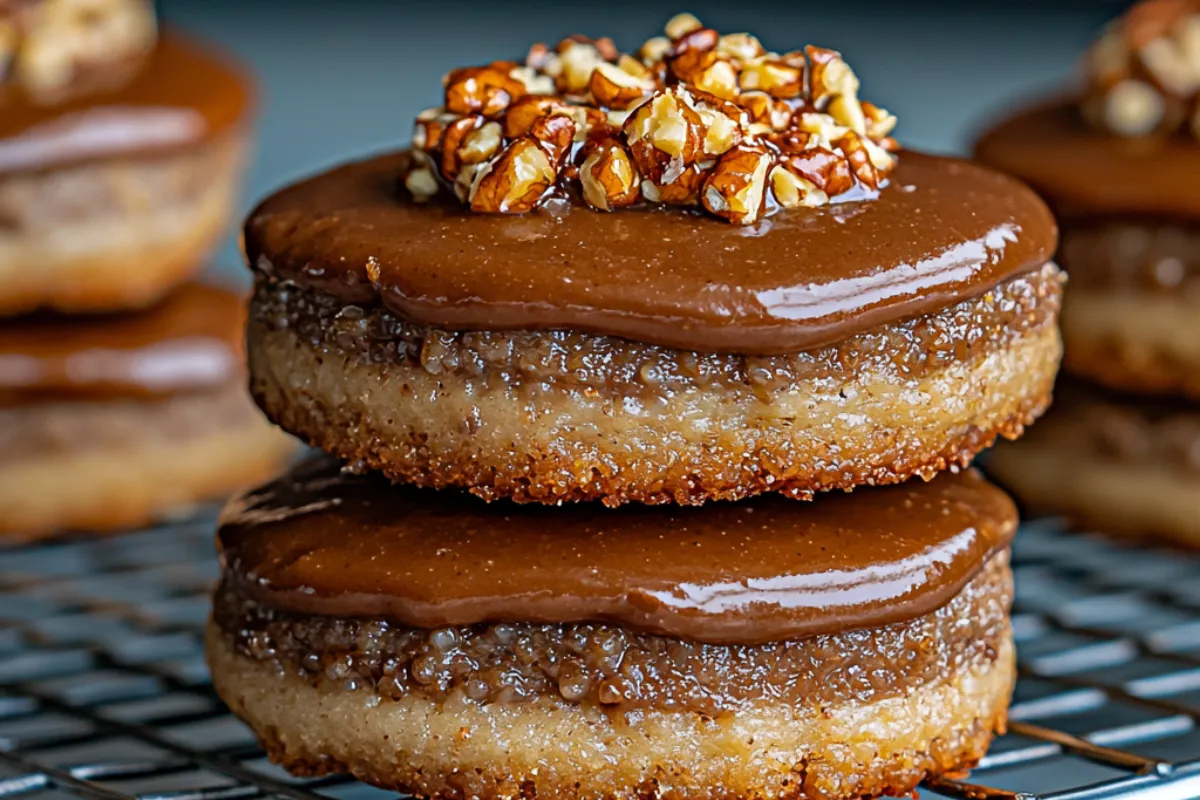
top-left (0, 31), bottom-right (251, 173)
top-left (0, 282), bottom-right (245, 402)
top-left (217, 458), bottom-right (1017, 645)
top-left (974, 101), bottom-right (1200, 221)
top-left (243, 150), bottom-right (1055, 355)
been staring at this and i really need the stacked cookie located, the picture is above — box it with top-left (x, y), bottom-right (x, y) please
top-left (208, 14), bottom-right (1061, 800)
top-left (977, 0), bottom-right (1200, 546)
top-left (0, 0), bottom-right (292, 539)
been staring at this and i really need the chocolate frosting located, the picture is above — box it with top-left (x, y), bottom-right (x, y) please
top-left (0, 31), bottom-right (251, 173)
top-left (244, 150), bottom-right (1056, 355)
top-left (0, 282), bottom-right (245, 402)
top-left (975, 101), bottom-right (1200, 221)
top-left (217, 458), bottom-right (1017, 645)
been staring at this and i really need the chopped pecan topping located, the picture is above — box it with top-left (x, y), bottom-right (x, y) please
top-left (1081, 0), bottom-right (1200, 140)
top-left (404, 12), bottom-right (899, 224)
top-left (2, 0), bottom-right (156, 97)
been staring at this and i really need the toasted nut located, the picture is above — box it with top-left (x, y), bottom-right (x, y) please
top-left (686, 90), bottom-right (746, 155)
top-left (444, 62), bottom-right (527, 117)
top-left (458, 120), bottom-right (504, 165)
top-left (590, 61), bottom-right (655, 108)
top-left (413, 108), bottom-right (457, 150)
top-left (665, 12), bottom-right (703, 40)
top-left (557, 34), bottom-right (618, 61)
top-left (715, 33), bottom-right (765, 63)
top-left (16, 0), bottom-right (157, 94)
top-left (439, 115), bottom-right (485, 180)
top-left (406, 16), bottom-right (900, 220)
top-left (580, 139), bottom-right (641, 210)
top-left (736, 91), bottom-right (793, 130)
top-left (525, 42), bottom-right (553, 69)
top-left (509, 64), bottom-right (555, 95)
top-left (807, 45), bottom-right (860, 108)
top-left (778, 141), bottom-right (855, 197)
top-left (862, 101), bottom-right (898, 139)
top-left (667, 27), bottom-right (719, 81)
top-left (1139, 15), bottom-right (1200, 96)
top-left (1104, 78), bottom-right (1168, 135)
top-left (770, 164), bottom-right (829, 208)
top-left (470, 138), bottom-right (556, 213)
top-left (641, 164), bottom-right (706, 204)
top-left (557, 104), bottom-right (610, 140)
top-left (793, 111), bottom-right (852, 146)
top-left (738, 58), bottom-right (804, 99)
top-left (503, 95), bottom-right (566, 137)
top-left (528, 112), bottom-right (576, 166)
top-left (557, 40), bottom-right (607, 94)
top-left (405, 166), bottom-right (440, 200)
top-left (623, 87), bottom-right (705, 178)
top-left (702, 145), bottom-right (772, 224)
top-left (835, 131), bottom-right (880, 189)
top-left (692, 57), bottom-right (739, 100)
top-left (639, 35), bottom-right (672, 65)
top-left (455, 162), bottom-right (485, 202)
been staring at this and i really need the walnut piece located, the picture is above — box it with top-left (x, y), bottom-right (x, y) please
top-left (702, 145), bottom-right (772, 223)
top-left (7, 0), bottom-right (156, 96)
top-left (404, 11), bottom-right (900, 224)
top-left (1081, 0), bottom-right (1200, 140)
top-left (580, 139), bottom-right (641, 210)
top-left (469, 138), bottom-right (558, 213)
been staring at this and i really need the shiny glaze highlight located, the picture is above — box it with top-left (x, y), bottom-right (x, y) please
top-left (0, 31), bottom-right (251, 174)
top-left (0, 282), bottom-right (246, 402)
top-left (244, 150), bottom-right (1056, 355)
top-left (218, 458), bottom-right (1017, 645)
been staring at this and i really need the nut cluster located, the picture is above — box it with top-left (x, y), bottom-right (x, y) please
top-left (0, 0), bottom-right (156, 98)
top-left (1081, 0), bottom-right (1200, 140)
top-left (404, 12), bottom-right (898, 225)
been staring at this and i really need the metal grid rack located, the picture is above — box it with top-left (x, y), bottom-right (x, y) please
top-left (5, 518), bottom-right (1200, 800)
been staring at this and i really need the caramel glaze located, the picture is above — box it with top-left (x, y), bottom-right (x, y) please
top-left (244, 150), bottom-right (1056, 355)
top-left (218, 458), bottom-right (1017, 645)
top-left (0, 31), bottom-right (252, 174)
top-left (974, 101), bottom-right (1200, 222)
top-left (0, 282), bottom-right (245, 403)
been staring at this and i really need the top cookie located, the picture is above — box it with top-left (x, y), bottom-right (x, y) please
top-left (243, 14), bottom-right (1061, 505)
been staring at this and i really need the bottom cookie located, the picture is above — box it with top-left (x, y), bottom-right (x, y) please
top-left (208, 459), bottom-right (1017, 800)
top-left (987, 383), bottom-right (1200, 546)
top-left (209, 625), bottom-right (1011, 800)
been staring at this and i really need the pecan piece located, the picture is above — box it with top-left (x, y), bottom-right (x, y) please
top-left (469, 138), bottom-right (557, 213)
top-left (439, 115), bottom-right (486, 180)
top-left (701, 145), bottom-right (773, 224)
top-left (580, 139), bottom-right (641, 210)
top-left (589, 61), bottom-right (655, 109)
top-left (444, 62), bottom-right (527, 118)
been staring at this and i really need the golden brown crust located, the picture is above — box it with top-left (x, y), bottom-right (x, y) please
top-left (208, 623), bottom-right (1012, 800)
top-left (0, 387), bottom-right (294, 541)
top-left (0, 133), bottom-right (245, 316)
top-left (247, 266), bottom-right (1062, 506)
top-left (987, 386), bottom-right (1200, 547)
top-left (1061, 288), bottom-right (1200, 399)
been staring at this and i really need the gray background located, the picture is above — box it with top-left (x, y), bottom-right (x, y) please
top-left (156, 0), bottom-right (1122, 276)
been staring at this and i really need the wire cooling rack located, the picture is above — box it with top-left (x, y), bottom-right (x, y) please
top-left (5, 518), bottom-right (1200, 800)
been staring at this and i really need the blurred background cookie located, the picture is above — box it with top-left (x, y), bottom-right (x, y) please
top-left (0, 282), bottom-right (293, 540)
top-left (0, 0), bottom-right (253, 316)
